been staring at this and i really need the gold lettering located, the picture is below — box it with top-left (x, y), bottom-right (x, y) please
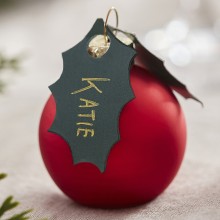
top-left (76, 122), bottom-right (93, 126)
top-left (78, 110), bottom-right (95, 121)
top-left (74, 77), bottom-right (110, 138)
top-left (77, 128), bottom-right (94, 137)
top-left (79, 98), bottom-right (99, 108)
top-left (71, 78), bottom-right (110, 94)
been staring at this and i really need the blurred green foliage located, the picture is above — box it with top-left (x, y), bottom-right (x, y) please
top-left (0, 173), bottom-right (47, 220)
top-left (0, 53), bottom-right (20, 93)
top-left (0, 172), bottom-right (32, 220)
top-left (0, 0), bottom-right (16, 8)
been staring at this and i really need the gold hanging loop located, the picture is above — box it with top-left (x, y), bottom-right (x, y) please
top-left (103, 7), bottom-right (119, 44)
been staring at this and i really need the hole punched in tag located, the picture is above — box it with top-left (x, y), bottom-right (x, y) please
top-left (88, 7), bottom-right (118, 58)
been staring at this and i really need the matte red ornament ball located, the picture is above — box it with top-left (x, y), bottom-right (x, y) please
top-left (39, 65), bottom-right (186, 208)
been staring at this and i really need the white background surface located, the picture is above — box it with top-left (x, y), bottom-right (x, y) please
top-left (0, 0), bottom-right (220, 219)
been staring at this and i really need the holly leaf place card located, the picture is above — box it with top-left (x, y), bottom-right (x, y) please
top-left (49, 19), bottom-right (136, 172)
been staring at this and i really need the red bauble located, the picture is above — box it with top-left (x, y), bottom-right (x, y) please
top-left (39, 65), bottom-right (186, 208)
